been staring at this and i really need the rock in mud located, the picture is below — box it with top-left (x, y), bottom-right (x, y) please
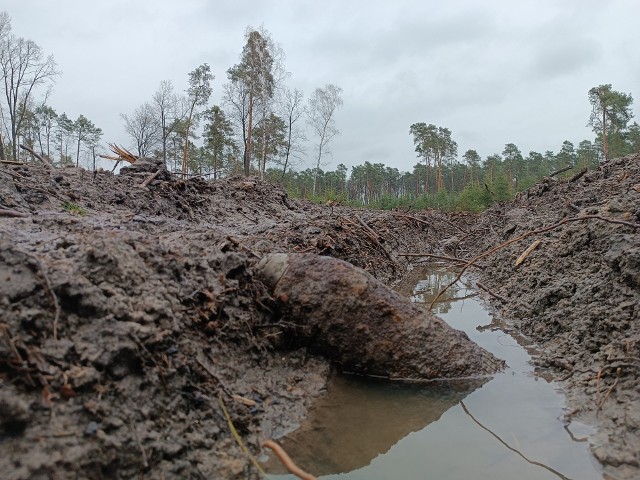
top-left (258, 253), bottom-right (504, 380)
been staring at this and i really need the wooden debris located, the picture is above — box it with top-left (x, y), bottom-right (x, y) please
top-left (569, 167), bottom-right (588, 183)
top-left (98, 144), bottom-right (138, 164)
top-left (139, 169), bottom-right (162, 188)
top-left (19, 144), bottom-right (54, 168)
top-left (549, 165), bottom-right (573, 177)
top-left (232, 394), bottom-right (256, 407)
top-left (429, 214), bottom-right (639, 310)
top-left (0, 208), bottom-right (29, 218)
top-left (515, 239), bottom-right (542, 267)
top-left (476, 282), bottom-right (509, 303)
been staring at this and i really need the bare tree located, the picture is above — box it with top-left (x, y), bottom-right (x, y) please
top-left (307, 84), bottom-right (343, 195)
top-left (152, 80), bottom-right (185, 167)
top-left (0, 11), bottom-right (10, 159)
top-left (121, 102), bottom-right (161, 157)
top-left (279, 87), bottom-right (306, 178)
top-left (222, 78), bottom-right (250, 172)
top-left (0, 16), bottom-right (59, 160)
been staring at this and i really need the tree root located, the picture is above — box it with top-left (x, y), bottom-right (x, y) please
top-left (429, 214), bottom-right (640, 310)
top-left (263, 439), bottom-right (317, 480)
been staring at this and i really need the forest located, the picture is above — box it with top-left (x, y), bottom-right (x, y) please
top-left (1, 11), bottom-right (638, 212)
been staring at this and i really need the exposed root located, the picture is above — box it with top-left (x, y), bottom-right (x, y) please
top-left (218, 394), bottom-right (269, 478)
top-left (429, 214), bottom-right (639, 310)
top-left (263, 439), bottom-right (317, 480)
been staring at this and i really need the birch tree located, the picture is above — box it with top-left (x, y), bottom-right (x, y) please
top-left (0, 13), bottom-right (59, 160)
top-left (152, 80), bottom-right (185, 167)
top-left (279, 87), bottom-right (306, 178)
top-left (307, 84), bottom-right (343, 195)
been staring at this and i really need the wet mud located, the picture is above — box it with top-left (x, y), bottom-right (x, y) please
top-left (1, 153), bottom-right (639, 479)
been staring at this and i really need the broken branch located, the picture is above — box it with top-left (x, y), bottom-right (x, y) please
top-left (429, 214), bottom-right (639, 310)
top-left (476, 282), bottom-right (509, 303)
top-left (515, 239), bottom-right (542, 267)
top-left (398, 252), bottom-right (483, 269)
top-left (19, 144), bottom-right (54, 168)
top-left (0, 208), bottom-right (29, 218)
top-left (549, 165), bottom-right (572, 177)
top-left (460, 401), bottom-right (570, 480)
top-left (139, 169), bottom-right (162, 188)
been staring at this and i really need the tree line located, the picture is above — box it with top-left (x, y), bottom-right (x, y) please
top-left (270, 84), bottom-right (638, 212)
top-left (0, 12), bottom-right (102, 167)
top-left (0, 13), bottom-right (344, 178)
top-left (2, 11), bottom-right (638, 212)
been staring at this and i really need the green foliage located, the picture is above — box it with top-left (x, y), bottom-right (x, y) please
top-left (61, 202), bottom-right (86, 215)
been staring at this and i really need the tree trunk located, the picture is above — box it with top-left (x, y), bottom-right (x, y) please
top-left (245, 91), bottom-right (254, 176)
top-left (282, 115), bottom-right (293, 180)
top-left (76, 136), bottom-right (81, 167)
top-left (602, 108), bottom-right (608, 160)
top-left (182, 103), bottom-right (196, 178)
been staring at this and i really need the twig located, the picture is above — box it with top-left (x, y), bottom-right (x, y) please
top-left (398, 253), bottom-right (483, 269)
top-left (16, 250), bottom-right (60, 340)
top-left (128, 421), bottom-right (149, 469)
top-left (549, 165), bottom-right (572, 177)
top-left (569, 167), bottom-right (588, 183)
top-left (428, 214), bottom-right (639, 310)
top-left (195, 356), bottom-right (234, 397)
top-left (139, 169), bottom-right (162, 188)
top-left (218, 394), bottom-right (269, 478)
top-left (460, 401), bottom-right (571, 480)
top-left (0, 208), bottom-right (29, 218)
top-left (392, 213), bottom-right (431, 227)
top-left (263, 440), bottom-right (317, 480)
top-left (515, 239), bottom-right (542, 267)
top-left (595, 368), bottom-right (602, 410)
top-left (597, 377), bottom-right (619, 413)
top-left (19, 144), bottom-right (53, 168)
top-left (476, 282), bottom-right (509, 303)
top-left (0, 323), bottom-right (35, 387)
top-left (353, 213), bottom-right (393, 262)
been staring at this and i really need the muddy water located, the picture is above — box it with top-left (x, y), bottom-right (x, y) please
top-left (264, 267), bottom-right (603, 479)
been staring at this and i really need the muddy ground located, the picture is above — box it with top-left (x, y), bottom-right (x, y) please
top-left (0, 154), bottom-right (638, 479)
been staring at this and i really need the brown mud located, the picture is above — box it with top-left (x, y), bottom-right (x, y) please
top-left (0, 154), bottom-right (638, 479)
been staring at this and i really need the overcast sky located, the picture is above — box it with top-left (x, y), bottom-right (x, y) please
top-left (4, 0), bottom-right (639, 172)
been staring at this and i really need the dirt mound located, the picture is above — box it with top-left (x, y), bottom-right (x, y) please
top-left (2, 154), bottom-right (639, 479)
top-left (0, 163), bottom-right (473, 479)
top-left (457, 154), bottom-right (640, 479)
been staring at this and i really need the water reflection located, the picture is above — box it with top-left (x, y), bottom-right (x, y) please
top-left (403, 267), bottom-right (475, 314)
top-left (263, 374), bottom-right (486, 476)
top-left (265, 266), bottom-right (603, 480)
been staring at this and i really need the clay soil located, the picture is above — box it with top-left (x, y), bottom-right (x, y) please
top-left (0, 154), bottom-right (638, 479)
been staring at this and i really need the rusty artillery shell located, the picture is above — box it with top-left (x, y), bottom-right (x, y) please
top-left (257, 253), bottom-right (504, 381)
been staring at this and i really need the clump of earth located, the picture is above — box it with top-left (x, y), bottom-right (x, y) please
top-left (0, 153), bottom-right (638, 479)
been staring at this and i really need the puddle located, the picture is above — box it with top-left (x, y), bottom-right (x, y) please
top-left (264, 267), bottom-right (603, 479)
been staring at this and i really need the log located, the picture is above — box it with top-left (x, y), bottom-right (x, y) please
top-left (257, 253), bottom-right (504, 380)
top-left (549, 165), bottom-right (572, 177)
top-left (19, 144), bottom-right (53, 168)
